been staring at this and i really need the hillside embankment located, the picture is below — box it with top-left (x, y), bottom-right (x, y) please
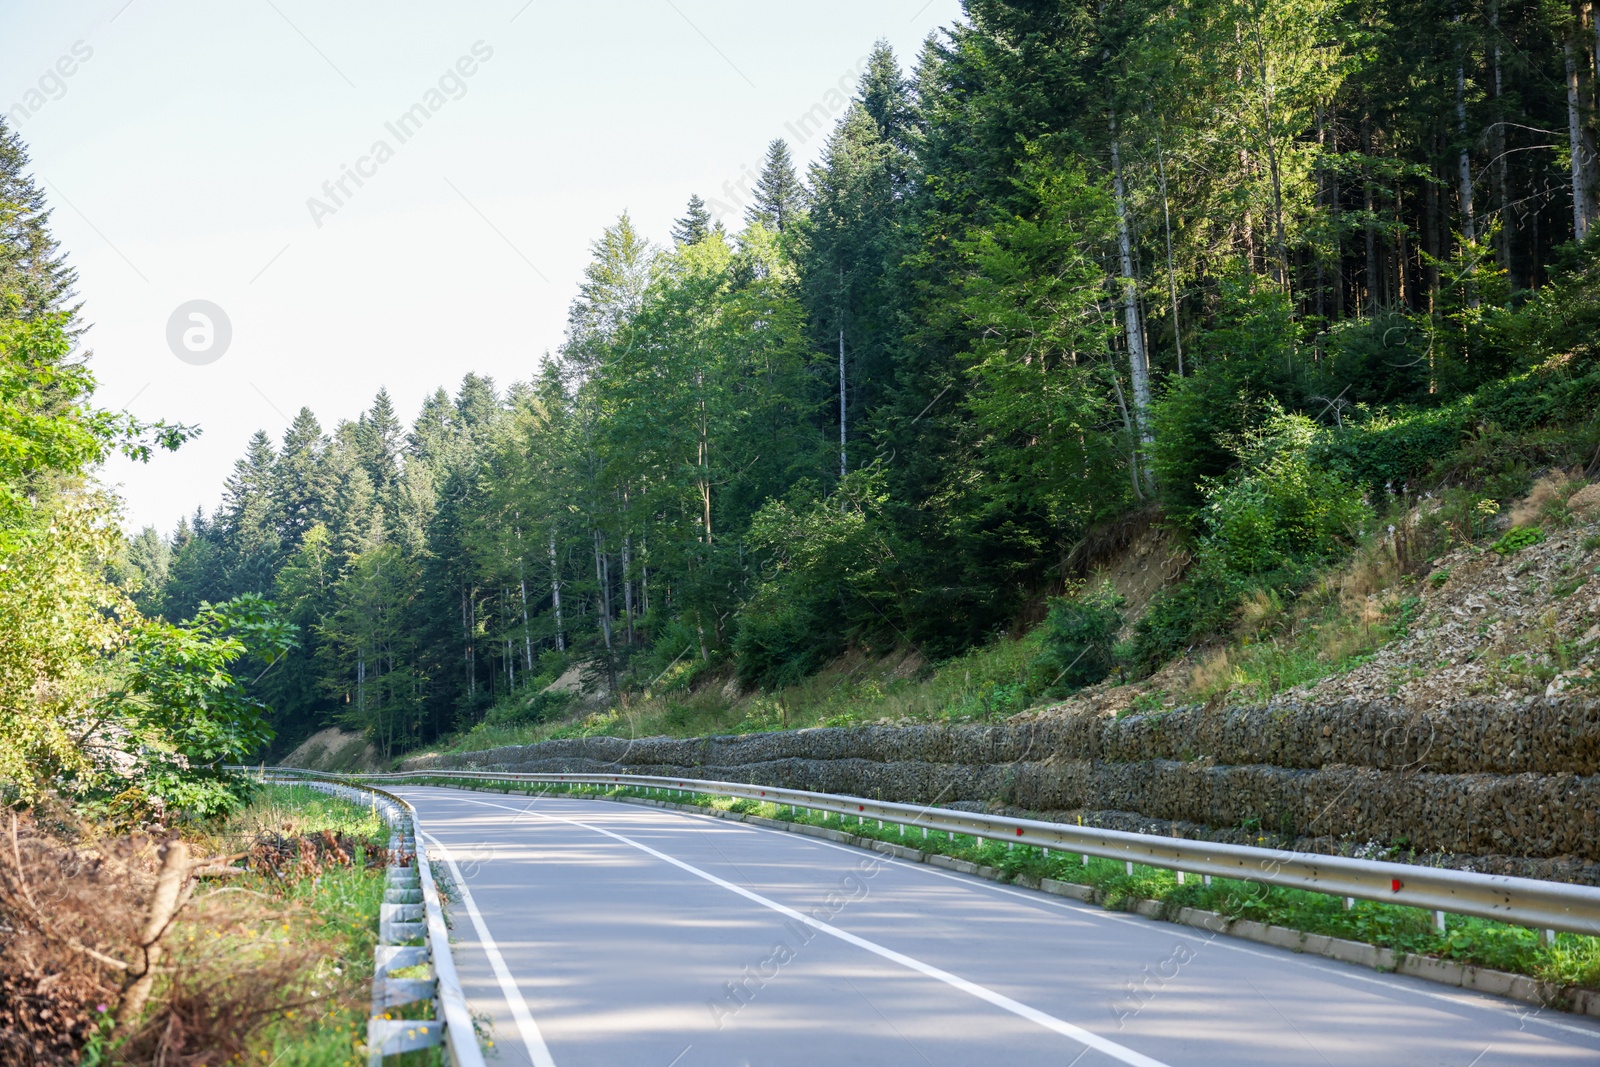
top-left (402, 695), bottom-right (1600, 884)
top-left (394, 479), bottom-right (1600, 884)
top-left (278, 727), bottom-right (384, 773)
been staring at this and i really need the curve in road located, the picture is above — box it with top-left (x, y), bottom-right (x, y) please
top-left (396, 784), bottom-right (1600, 1066)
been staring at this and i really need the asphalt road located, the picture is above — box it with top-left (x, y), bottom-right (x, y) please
top-left (394, 784), bottom-right (1600, 1066)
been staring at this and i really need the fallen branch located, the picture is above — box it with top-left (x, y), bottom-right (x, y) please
top-left (117, 839), bottom-right (191, 1027)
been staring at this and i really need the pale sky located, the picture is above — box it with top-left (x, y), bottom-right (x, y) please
top-left (1, 0), bottom-right (964, 534)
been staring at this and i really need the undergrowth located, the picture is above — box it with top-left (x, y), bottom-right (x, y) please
top-left (433, 633), bottom-right (1052, 754)
top-left (204, 784), bottom-right (434, 1067)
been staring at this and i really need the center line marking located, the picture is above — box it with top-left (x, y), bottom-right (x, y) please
top-left (420, 793), bottom-right (1173, 1067)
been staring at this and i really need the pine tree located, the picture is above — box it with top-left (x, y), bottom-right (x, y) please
top-left (858, 40), bottom-right (914, 152)
top-left (672, 194), bottom-right (713, 245)
top-left (276, 408), bottom-right (335, 545)
top-left (745, 139), bottom-right (807, 232)
top-left (220, 430), bottom-right (283, 596)
top-left (355, 388), bottom-right (403, 498)
top-left (0, 118), bottom-right (78, 322)
top-left (126, 526), bottom-right (172, 617)
top-left (564, 214), bottom-right (657, 378)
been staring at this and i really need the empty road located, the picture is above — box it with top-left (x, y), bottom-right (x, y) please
top-left (394, 784), bottom-right (1600, 1066)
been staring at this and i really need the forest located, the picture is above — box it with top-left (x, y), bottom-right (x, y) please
top-left (66, 0), bottom-right (1600, 763)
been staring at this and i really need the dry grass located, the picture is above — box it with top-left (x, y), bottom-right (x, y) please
top-left (1508, 470), bottom-right (1586, 527)
top-left (0, 798), bottom-right (379, 1066)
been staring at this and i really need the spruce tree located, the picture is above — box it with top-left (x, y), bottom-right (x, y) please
top-left (220, 430), bottom-right (284, 595)
top-left (672, 194), bottom-right (713, 245)
top-left (0, 118), bottom-right (78, 322)
top-left (745, 139), bottom-right (806, 232)
top-left (858, 40), bottom-right (914, 152)
top-left (355, 388), bottom-right (403, 498)
top-left (276, 408), bottom-right (335, 545)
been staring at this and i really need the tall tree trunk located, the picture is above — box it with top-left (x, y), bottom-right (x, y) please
top-left (515, 521), bottom-right (533, 671)
top-left (1109, 107), bottom-right (1151, 496)
top-left (1254, 34), bottom-right (1292, 289)
top-left (1315, 105), bottom-right (1327, 327)
top-left (1491, 0), bottom-right (1512, 279)
top-left (548, 527), bottom-right (564, 652)
top-left (838, 325), bottom-right (848, 482)
top-left (622, 533), bottom-right (635, 645)
top-left (1363, 107), bottom-right (1379, 312)
top-left (620, 486), bottom-right (635, 646)
top-left (1456, 21), bottom-right (1477, 249)
top-left (519, 574), bottom-right (533, 670)
top-left (1154, 130), bottom-right (1184, 376)
top-left (1425, 163), bottom-right (1441, 313)
top-left (696, 371), bottom-right (713, 545)
top-left (593, 527), bottom-right (617, 692)
top-left (1329, 108), bottom-right (1345, 318)
top-left (1459, 13), bottom-right (1478, 303)
top-left (503, 587), bottom-right (514, 690)
top-left (1395, 187), bottom-right (1409, 309)
top-left (1566, 32), bottom-right (1591, 241)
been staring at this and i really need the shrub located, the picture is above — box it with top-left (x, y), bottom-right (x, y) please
top-left (1201, 411), bottom-right (1372, 575)
top-left (732, 587), bottom-right (845, 691)
top-left (1491, 526), bottom-right (1546, 556)
top-left (482, 687), bottom-right (575, 729)
top-left (1317, 312), bottom-right (1433, 407)
top-left (1126, 554), bottom-right (1247, 674)
top-left (1036, 582), bottom-right (1124, 692)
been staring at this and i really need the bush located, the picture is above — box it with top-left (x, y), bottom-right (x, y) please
top-left (1317, 313), bottom-right (1433, 407)
top-left (1201, 411), bottom-right (1371, 575)
top-left (1036, 582), bottom-right (1124, 692)
top-left (1149, 281), bottom-right (1309, 532)
top-left (482, 687), bottom-right (575, 729)
top-left (732, 586), bottom-right (845, 691)
top-left (1130, 414), bottom-right (1368, 673)
top-left (1491, 525), bottom-right (1546, 556)
top-left (1127, 555), bottom-right (1247, 674)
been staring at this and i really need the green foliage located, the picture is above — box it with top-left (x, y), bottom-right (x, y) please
top-left (481, 686), bottom-right (574, 729)
top-left (1149, 280), bottom-right (1307, 530)
top-left (0, 297), bottom-right (196, 802)
top-left (1200, 411), bottom-right (1371, 575)
top-left (1491, 526), bottom-right (1547, 556)
top-left (1128, 556), bottom-right (1247, 673)
top-left (1037, 581), bottom-right (1124, 691)
top-left (1316, 313), bottom-right (1433, 407)
top-left (734, 473), bottom-right (903, 689)
top-left (110, 6), bottom-right (1600, 756)
top-left (97, 594), bottom-right (296, 817)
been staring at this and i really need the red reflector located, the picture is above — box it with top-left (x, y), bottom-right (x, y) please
top-left (1391, 879), bottom-right (1404, 892)
top-left (1016, 828), bottom-right (1023, 836)
top-left (858, 805), bottom-right (864, 811)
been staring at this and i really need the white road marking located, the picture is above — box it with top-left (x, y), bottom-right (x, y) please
top-left (585, 794), bottom-right (1600, 1043)
top-left (420, 793), bottom-right (1172, 1067)
top-left (421, 829), bottom-right (558, 1067)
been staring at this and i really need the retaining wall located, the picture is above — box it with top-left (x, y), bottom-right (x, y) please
top-left (396, 697), bottom-right (1600, 883)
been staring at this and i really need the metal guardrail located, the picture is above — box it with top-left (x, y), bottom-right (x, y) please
top-left (345, 767), bottom-right (1600, 939)
top-left (253, 771), bottom-right (485, 1067)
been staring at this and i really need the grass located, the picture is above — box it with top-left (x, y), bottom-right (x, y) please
top-left (408, 775), bottom-right (1600, 995)
top-left (433, 632), bottom-right (1050, 755)
top-left (193, 783), bottom-right (442, 1067)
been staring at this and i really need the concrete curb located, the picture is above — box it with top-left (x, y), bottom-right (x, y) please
top-left (427, 779), bottom-right (1600, 1021)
